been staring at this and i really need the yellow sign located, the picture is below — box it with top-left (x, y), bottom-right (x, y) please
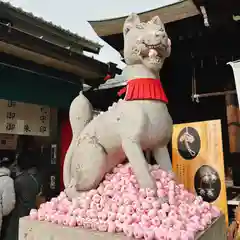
top-left (172, 120), bottom-right (228, 225)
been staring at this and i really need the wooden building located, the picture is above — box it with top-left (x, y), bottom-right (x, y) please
top-left (0, 1), bottom-right (120, 107)
top-left (89, 0), bottom-right (240, 171)
top-left (88, 0), bottom-right (240, 222)
top-left (0, 1), bottom-right (121, 197)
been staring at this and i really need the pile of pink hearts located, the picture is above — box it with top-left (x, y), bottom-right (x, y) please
top-left (29, 163), bottom-right (221, 240)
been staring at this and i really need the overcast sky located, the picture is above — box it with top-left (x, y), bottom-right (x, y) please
top-left (2, 0), bottom-right (180, 69)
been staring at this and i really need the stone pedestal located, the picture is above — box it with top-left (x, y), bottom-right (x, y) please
top-left (19, 215), bottom-right (227, 240)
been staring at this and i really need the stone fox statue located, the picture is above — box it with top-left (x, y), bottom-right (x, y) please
top-left (64, 13), bottom-right (173, 199)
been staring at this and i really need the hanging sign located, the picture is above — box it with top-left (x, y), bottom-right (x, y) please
top-left (51, 144), bottom-right (57, 165)
top-left (0, 100), bottom-right (50, 136)
top-left (228, 60), bottom-right (240, 107)
top-left (172, 120), bottom-right (228, 224)
top-left (0, 134), bottom-right (18, 150)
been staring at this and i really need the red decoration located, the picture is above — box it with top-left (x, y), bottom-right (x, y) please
top-left (104, 74), bottom-right (112, 81)
top-left (117, 87), bottom-right (127, 97)
top-left (59, 117), bottom-right (72, 191)
top-left (118, 78), bottom-right (168, 103)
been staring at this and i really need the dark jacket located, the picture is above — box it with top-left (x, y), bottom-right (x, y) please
top-left (3, 167), bottom-right (41, 240)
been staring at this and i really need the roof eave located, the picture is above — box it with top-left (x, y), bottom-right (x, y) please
top-left (0, 1), bottom-right (102, 54)
top-left (0, 23), bottom-right (121, 83)
top-left (89, 0), bottom-right (200, 37)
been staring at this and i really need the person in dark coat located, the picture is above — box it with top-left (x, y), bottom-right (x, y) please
top-left (3, 146), bottom-right (42, 240)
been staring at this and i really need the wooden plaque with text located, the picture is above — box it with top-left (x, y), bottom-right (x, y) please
top-left (172, 120), bottom-right (228, 225)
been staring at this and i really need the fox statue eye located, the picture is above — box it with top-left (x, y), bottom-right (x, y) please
top-left (136, 24), bottom-right (144, 29)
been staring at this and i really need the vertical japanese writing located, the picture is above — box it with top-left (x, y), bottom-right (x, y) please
top-left (182, 164), bottom-right (185, 178)
top-left (5, 123), bottom-right (15, 132)
top-left (7, 101), bottom-right (16, 108)
top-left (1, 100), bottom-right (50, 136)
top-left (40, 107), bottom-right (47, 124)
top-left (24, 124), bottom-right (31, 133)
top-left (6, 112), bottom-right (15, 120)
top-left (50, 176), bottom-right (56, 190)
top-left (211, 122), bottom-right (218, 164)
top-left (39, 126), bottom-right (47, 133)
top-left (5, 101), bottom-right (17, 133)
top-left (176, 163), bottom-right (180, 177)
top-left (39, 107), bottom-right (49, 135)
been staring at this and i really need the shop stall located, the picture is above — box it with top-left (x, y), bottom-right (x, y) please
top-left (0, 1), bottom-right (121, 199)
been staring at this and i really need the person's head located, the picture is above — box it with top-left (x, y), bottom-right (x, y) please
top-left (17, 149), bottom-right (38, 171)
top-left (0, 157), bottom-right (14, 169)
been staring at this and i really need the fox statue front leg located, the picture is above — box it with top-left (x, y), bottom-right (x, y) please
top-left (118, 103), bottom-right (157, 192)
top-left (153, 146), bottom-right (172, 172)
top-left (122, 138), bottom-right (157, 191)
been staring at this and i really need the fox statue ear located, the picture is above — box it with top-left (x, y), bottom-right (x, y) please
top-left (150, 16), bottom-right (163, 26)
top-left (123, 13), bottom-right (140, 35)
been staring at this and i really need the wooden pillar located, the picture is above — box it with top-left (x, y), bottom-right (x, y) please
top-left (225, 93), bottom-right (240, 153)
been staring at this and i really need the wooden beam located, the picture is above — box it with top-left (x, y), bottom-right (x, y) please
top-left (0, 41), bottom-right (102, 79)
top-left (0, 52), bottom-right (81, 84)
top-left (89, 0), bottom-right (200, 37)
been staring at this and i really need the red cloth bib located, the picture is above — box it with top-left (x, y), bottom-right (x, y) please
top-left (118, 78), bottom-right (168, 103)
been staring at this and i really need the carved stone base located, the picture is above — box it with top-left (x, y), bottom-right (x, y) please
top-left (19, 215), bottom-right (227, 240)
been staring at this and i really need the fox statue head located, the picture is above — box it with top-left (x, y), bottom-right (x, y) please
top-left (123, 13), bottom-right (171, 73)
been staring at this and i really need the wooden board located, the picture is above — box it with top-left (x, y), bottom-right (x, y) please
top-left (172, 120), bottom-right (228, 224)
top-left (19, 215), bottom-right (227, 240)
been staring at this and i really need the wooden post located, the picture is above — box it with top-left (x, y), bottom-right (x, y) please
top-left (225, 93), bottom-right (240, 153)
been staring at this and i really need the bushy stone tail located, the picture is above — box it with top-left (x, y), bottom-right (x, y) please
top-left (63, 91), bottom-right (93, 188)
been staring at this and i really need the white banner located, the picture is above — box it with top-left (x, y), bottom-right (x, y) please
top-left (0, 100), bottom-right (50, 136)
top-left (228, 61), bottom-right (240, 108)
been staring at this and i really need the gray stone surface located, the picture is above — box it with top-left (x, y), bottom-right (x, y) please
top-left (19, 215), bottom-right (227, 240)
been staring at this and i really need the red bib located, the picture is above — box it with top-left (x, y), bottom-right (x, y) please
top-left (118, 78), bottom-right (168, 103)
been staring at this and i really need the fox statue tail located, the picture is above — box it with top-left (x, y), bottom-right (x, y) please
top-left (63, 91), bottom-right (93, 188)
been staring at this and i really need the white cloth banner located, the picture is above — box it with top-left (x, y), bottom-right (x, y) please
top-left (0, 100), bottom-right (50, 136)
top-left (228, 61), bottom-right (240, 108)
